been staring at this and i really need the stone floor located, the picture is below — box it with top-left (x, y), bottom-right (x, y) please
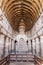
top-left (10, 62), bottom-right (35, 65)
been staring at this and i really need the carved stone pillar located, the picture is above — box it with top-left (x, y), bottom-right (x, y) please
top-left (31, 40), bottom-right (33, 54)
top-left (40, 35), bottom-right (43, 58)
top-left (38, 36), bottom-right (41, 57)
top-left (34, 38), bottom-right (37, 55)
top-left (32, 39), bottom-right (35, 55)
top-left (9, 38), bottom-right (11, 54)
top-left (0, 34), bottom-right (4, 59)
top-left (28, 40), bottom-right (31, 53)
top-left (26, 40), bottom-right (29, 52)
top-left (5, 37), bottom-right (9, 56)
top-left (3, 35), bottom-right (7, 57)
top-left (14, 40), bottom-right (17, 54)
top-left (10, 39), bottom-right (14, 53)
top-left (8, 37), bottom-right (11, 54)
top-left (8, 37), bottom-right (10, 55)
top-left (35, 37), bottom-right (40, 56)
top-left (11, 39), bottom-right (13, 53)
top-left (11, 39), bottom-right (14, 53)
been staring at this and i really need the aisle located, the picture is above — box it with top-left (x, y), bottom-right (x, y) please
top-left (10, 62), bottom-right (35, 65)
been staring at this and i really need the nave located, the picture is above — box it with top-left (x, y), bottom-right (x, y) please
top-left (0, 0), bottom-right (43, 65)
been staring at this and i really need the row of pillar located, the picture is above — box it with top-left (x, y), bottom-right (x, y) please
top-left (0, 27), bottom-right (43, 59)
top-left (29, 35), bottom-right (43, 58)
top-left (0, 32), bottom-right (16, 59)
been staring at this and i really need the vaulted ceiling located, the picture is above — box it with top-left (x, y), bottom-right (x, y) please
top-left (1, 0), bottom-right (42, 31)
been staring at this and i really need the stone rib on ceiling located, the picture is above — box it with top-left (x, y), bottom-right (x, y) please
top-left (1, 0), bottom-right (42, 31)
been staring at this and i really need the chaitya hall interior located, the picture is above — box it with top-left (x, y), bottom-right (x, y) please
top-left (0, 0), bottom-right (43, 65)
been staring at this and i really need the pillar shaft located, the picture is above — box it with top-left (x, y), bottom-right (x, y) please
top-left (11, 39), bottom-right (12, 53)
top-left (31, 40), bottom-right (33, 54)
top-left (14, 40), bottom-right (17, 54)
top-left (3, 35), bottom-right (7, 57)
top-left (7, 37), bottom-right (10, 55)
top-left (32, 39), bottom-right (35, 55)
top-left (40, 36), bottom-right (43, 58)
top-left (34, 39), bottom-right (37, 55)
top-left (38, 36), bottom-right (41, 57)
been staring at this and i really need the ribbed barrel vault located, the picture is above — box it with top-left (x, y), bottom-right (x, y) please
top-left (1, 0), bottom-right (42, 31)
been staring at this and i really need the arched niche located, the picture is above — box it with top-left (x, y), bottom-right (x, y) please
top-left (16, 37), bottom-right (28, 53)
